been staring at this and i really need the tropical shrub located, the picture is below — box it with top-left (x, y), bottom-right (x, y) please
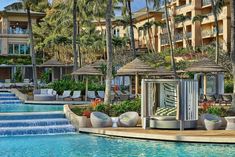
top-left (111, 98), bottom-right (141, 116)
top-left (40, 70), bottom-right (51, 84)
top-left (13, 67), bottom-right (23, 82)
top-left (49, 79), bottom-right (105, 95)
top-left (224, 79), bottom-right (234, 93)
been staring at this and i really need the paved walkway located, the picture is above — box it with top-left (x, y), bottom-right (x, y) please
top-left (79, 127), bottom-right (235, 143)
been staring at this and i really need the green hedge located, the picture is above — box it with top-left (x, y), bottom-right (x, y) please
top-left (49, 79), bottom-right (105, 95)
top-left (0, 55), bottom-right (43, 65)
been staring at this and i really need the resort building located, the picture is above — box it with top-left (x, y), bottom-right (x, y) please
top-left (95, 0), bottom-right (231, 53)
top-left (0, 3), bottom-right (45, 56)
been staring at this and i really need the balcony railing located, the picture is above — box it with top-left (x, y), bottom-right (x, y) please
top-left (8, 28), bottom-right (28, 34)
top-left (202, 29), bottom-right (223, 37)
top-left (202, 0), bottom-right (211, 6)
top-left (175, 33), bottom-right (183, 41)
top-left (186, 32), bottom-right (192, 38)
top-left (176, 3), bottom-right (192, 10)
top-left (161, 34), bottom-right (169, 45)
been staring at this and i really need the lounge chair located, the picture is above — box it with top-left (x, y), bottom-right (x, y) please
top-left (220, 94), bottom-right (232, 105)
top-left (116, 90), bottom-right (129, 101)
top-left (58, 90), bottom-right (71, 100)
top-left (87, 91), bottom-right (97, 100)
top-left (97, 91), bottom-right (105, 99)
top-left (71, 91), bottom-right (82, 101)
top-left (33, 89), bottom-right (57, 101)
top-left (90, 112), bottom-right (112, 128)
top-left (124, 90), bottom-right (135, 99)
top-left (118, 112), bottom-right (139, 127)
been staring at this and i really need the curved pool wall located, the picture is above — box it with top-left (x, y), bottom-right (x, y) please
top-left (0, 134), bottom-right (234, 157)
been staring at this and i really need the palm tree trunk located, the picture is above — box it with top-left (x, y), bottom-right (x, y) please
top-left (164, 0), bottom-right (177, 78)
top-left (104, 0), bottom-right (113, 104)
top-left (127, 0), bottom-right (136, 58)
top-left (211, 0), bottom-right (219, 64)
top-left (73, 0), bottom-right (78, 73)
top-left (230, 0), bottom-right (235, 108)
top-left (78, 19), bottom-right (82, 68)
top-left (27, 8), bottom-right (37, 89)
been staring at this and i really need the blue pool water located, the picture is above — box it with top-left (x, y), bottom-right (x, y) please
top-left (0, 134), bottom-right (234, 157)
top-left (0, 103), bottom-right (63, 112)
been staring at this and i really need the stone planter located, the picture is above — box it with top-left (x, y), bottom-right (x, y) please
top-left (225, 117), bottom-right (235, 130)
top-left (64, 105), bottom-right (92, 130)
top-left (204, 119), bottom-right (222, 130)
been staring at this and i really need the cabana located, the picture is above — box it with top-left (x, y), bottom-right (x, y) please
top-left (185, 58), bottom-right (225, 98)
top-left (117, 58), bottom-right (173, 96)
top-left (40, 58), bottom-right (73, 81)
top-left (141, 79), bottom-right (198, 130)
top-left (72, 65), bottom-right (103, 101)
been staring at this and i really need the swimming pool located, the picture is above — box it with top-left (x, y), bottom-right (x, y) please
top-left (0, 103), bottom-right (63, 112)
top-left (0, 134), bottom-right (234, 157)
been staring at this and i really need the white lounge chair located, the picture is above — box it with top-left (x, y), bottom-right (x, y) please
top-left (87, 91), bottom-right (97, 100)
top-left (71, 91), bottom-right (82, 100)
top-left (33, 89), bottom-right (57, 101)
top-left (116, 90), bottom-right (129, 101)
top-left (97, 91), bottom-right (105, 99)
top-left (58, 90), bottom-right (71, 100)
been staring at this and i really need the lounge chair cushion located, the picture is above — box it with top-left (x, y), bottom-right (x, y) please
top-left (152, 116), bottom-right (176, 121)
top-left (155, 107), bottom-right (177, 116)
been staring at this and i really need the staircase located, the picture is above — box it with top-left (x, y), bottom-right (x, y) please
top-left (0, 112), bottom-right (76, 136)
top-left (0, 92), bottom-right (22, 104)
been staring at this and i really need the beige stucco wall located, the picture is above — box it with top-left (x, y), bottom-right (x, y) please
top-left (0, 14), bottom-right (38, 56)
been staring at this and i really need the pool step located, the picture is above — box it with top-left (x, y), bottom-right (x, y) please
top-left (0, 112), bottom-right (65, 120)
top-left (0, 93), bottom-right (15, 97)
top-left (0, 118), bottom-right (70, 127)
top-left (0, 100), bottom-right (22, 104)
top-left (0, 125), bottom-right (75, 136)
top-left (0, 97), bottom-right (19, 100)
top-left (0, 112), bottom-right (76, 136)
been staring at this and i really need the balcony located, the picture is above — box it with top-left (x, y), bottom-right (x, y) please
top-left (202, 29), bottom-right (223, 37)
top-left (8, 27), bottom-right (28, 34)
top-left (175, 33), bottom-right (183, 41)
top-left (186, 32), bottom-right (192, 38)
top-left (176, 3), bottom-right (192, 10)
top-left (161, 34), bottom-right (169, 45)
top-left (202, 0), bottom-right (211, 6)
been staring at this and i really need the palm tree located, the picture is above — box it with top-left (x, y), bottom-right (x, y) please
top-left (192, 15), bottom-right (208, 53)
top-left (230, 0), bottom-right (235, 108)
top-left (104, 0), bottom-right (113, 104)
top-left (21, 0), bottom-right (45, 89)
top-left (210, 0), bottom-right (225, 64)
top-left (151, 0), bottom-right (177, 78)
top-left (73, 0), bottom-right (79, 74)
top-left (120, 0), bottom-right (136, 58)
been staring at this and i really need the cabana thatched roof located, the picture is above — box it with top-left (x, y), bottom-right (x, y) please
top-left (117, 58), bottom-right (172, 76)
top-left (72, 65), bottom-right (103, 76)
top-left (185, 58), bottom-right (225, 73)
top-left (91, 59), bottom-right (106, 68)
top-left (143, 67), bottom-right (174, 76)
top-left (41, 58), bottom-right (64, 67)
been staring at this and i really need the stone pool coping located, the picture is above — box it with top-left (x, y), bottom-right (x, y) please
top-left (79, 127), bottom-right (235, 144)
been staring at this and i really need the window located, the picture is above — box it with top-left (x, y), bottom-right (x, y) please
top-left (8, 43), bottom-right (30, 55)
top-left (14, 44), bottom-right (19, 54)
top-left (8, 44), bottom-right (13, 54)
